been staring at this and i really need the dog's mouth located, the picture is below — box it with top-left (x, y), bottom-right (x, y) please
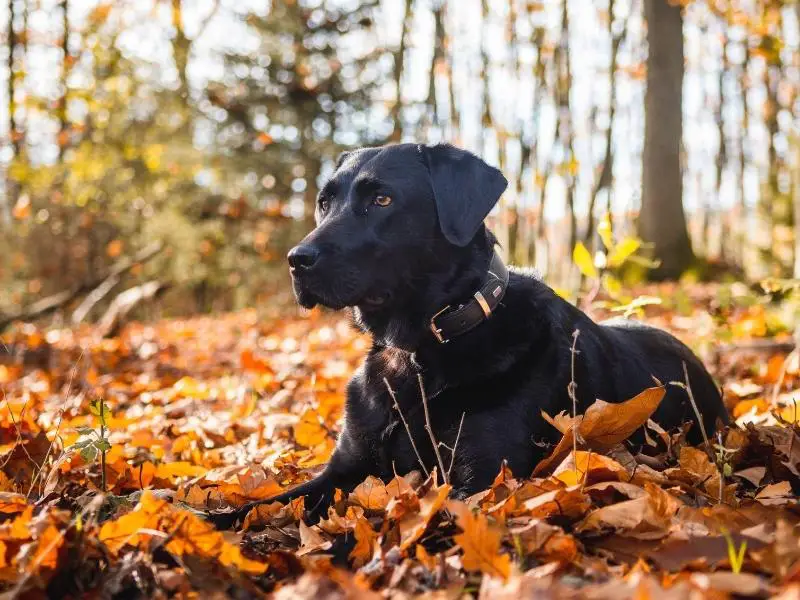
top-left (291, 271), bottom-right (387, 312)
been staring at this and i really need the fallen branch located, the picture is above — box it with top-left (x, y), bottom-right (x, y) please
top-left (98, 280), bottom-right (171, 338)
top-left (0, 241), bottom-right (164, 332)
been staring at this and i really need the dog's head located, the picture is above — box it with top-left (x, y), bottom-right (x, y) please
top-left (288, 143), bottom-right (507, 311)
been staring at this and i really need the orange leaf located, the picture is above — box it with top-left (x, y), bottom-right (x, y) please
top-left (106, 239), bottom-right (123, 258)
top-left (535, 386), bottom-right (665, 475)
top-left (294, 409), bottom-right (329, 447)
top-left (449, 501), bottom-right (511, 580)
top-left (0, 493), bottom-right (29, 514)
top-left (349, 516), bottom-right (378, 567)
top-left (155, 462), bottom-right (207, 481)
top-left (575, 482), bottom-right (681, 540)
top-left (350, 476), bottom-right (390, 511)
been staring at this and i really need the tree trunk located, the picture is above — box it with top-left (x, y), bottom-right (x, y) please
top-left (389, 0), bottom-right (411, 142)
top-left (2, 0), bottom-right (17, 226)
top-left (56, 0), bottom-right (69, 159)
top-left (639, 0), bottom-right (693, 279)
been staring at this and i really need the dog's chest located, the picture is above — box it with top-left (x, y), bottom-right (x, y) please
top-left (360, 350), bottom-right (454, 476)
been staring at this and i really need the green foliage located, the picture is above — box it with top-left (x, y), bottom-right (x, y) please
top-left (71, 399), bottom-right (112, 492)
top-left (721, 528), bottom-right (747, 574)
top-left (573, 214), bottom-right (661, 316)
top-left (0, 0), bottom-right (392, 319)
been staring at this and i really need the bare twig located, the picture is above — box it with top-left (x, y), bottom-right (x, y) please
top-left (568, 329), bottom-right (581, 459)
top-left (771, 347), bottom-right (798, 410)
top-left (680, 361), bottom-right (712, 454)
top-left (27, 349), bottom-right (83, 499)
top-left (418, 374), bottom-right (448, 485)
top-left (673, 361), bottom-right (727, 503)
top-left (384, 378), bottom-right (428, 478)
top-left (446, 412), bottom-right (466, 482)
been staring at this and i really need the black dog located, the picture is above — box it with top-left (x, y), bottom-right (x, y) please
top-left (224, 143), bottom-right (727, 525)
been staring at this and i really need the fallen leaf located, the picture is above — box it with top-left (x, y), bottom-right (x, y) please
top-left (449, 500), bottom-right (512, 580)
top-left (535, 386), bottom-right (665, 475)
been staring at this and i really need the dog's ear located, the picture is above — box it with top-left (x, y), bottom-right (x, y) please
top-left (335, 150), bottom-right (352, 170)
top-left (422, 143), bottom-right (508, 246)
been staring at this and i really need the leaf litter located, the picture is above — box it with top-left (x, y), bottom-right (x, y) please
top-left (0, 286), bottom-right (797, 598)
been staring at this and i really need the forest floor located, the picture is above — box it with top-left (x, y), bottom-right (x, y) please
top-left (0, 282), bottom-right (799, 599)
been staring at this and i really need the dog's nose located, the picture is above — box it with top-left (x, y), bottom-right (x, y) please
top-left (287, 244), bottom-right (320, 270)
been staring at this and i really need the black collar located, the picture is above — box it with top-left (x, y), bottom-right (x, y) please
top-left (428, 250), bottom-right (509, 344)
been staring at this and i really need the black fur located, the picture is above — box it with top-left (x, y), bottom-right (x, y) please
top-left (231, 143), bottom-right (728, 525)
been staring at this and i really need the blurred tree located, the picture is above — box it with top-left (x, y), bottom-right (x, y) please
top-left (210, 0), bottom-right (390, 220)
top-left (639, 0), bottom-right (693, 279)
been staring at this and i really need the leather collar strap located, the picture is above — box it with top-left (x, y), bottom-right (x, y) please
top-left (429, 250), bottom-right (509, 343)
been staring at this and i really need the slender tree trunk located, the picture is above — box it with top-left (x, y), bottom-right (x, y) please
top-left (736, 45), bottom-right (750, 272)
top-left (715, 33), bottom-right (728, 263)
top-left (477, 0), bottom-right (491, 156)
top-left (425, 1), bottom-right (445, 132)
top-left (56, 0), bottom-right (69, 159)
top-left (586, 0), bottom-right (624, 244)
top-left (558, 0), bottom-right (577, 253)
top-left (7, 0), bottom-right (17, 156)
top-left (639, 0), bottom-right (693, 279)
top-left (2, 0), bottom-right (17, 226)
top-left (389, 0), bottom-right (412, 142)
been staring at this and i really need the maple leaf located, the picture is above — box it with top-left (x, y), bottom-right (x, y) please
top-left (449, 500), bottom-right (512, 580)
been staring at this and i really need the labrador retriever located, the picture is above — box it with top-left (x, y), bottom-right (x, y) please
top-left (220, 143), bottom-right (728, 526)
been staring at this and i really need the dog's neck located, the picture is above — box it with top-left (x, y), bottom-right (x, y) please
top-left (351, 230), bottom-right (498, 353)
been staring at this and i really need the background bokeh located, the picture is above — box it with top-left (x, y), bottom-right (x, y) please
top-left (0, 0), bottom-right (798, 323)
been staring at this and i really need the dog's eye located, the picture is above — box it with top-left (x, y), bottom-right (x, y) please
top-left (318, 198), bottom-right (329, 213)
top-left (373, 194), bottom-right (392, 207)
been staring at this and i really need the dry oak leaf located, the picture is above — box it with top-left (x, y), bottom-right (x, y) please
top-left (243, 496), bottom-right (305, 530)
top-left (552, 451), bottom-right (629, 487)
top-left (515, 484), bottom-right (591, 521)
top-left (319, 505), bottom-right (365, 535)
top-left (575, 482), bottom-right (682, 540)
top-left (99, 492), bottom-right (266, 574)
top-left (387, 474), bottom-right (451, 551)
top-left (508, 518), bottom-right (579, 563)
top-left (449, 500), bottom-right (512, 580)
top-left (349, 516), bottom-right (378, 567)
top-left (349, 476), bottom-right (390, 511)
top-left (0, 493), bottom-right (29, 514)
top-left (297, 521), bottom-right (333, 556)
top-left (535, 385), bottom-right (666, 475)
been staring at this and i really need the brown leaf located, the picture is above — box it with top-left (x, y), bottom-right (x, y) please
top-left (576, 482), bottom-right (681, 539)
top-left (297, 521), bottom-right (332, 556)
top-left (349, 516), bottom-right (377, 567)
top-left (349, 476), bottom-right (390, 511)
top-left (449, 501), bottom-right (512, 580)
top-left (535, 386), bottom-right (665, 475)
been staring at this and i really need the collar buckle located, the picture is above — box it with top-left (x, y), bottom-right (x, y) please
top-left (429, 305), bottom-right (451, 344)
